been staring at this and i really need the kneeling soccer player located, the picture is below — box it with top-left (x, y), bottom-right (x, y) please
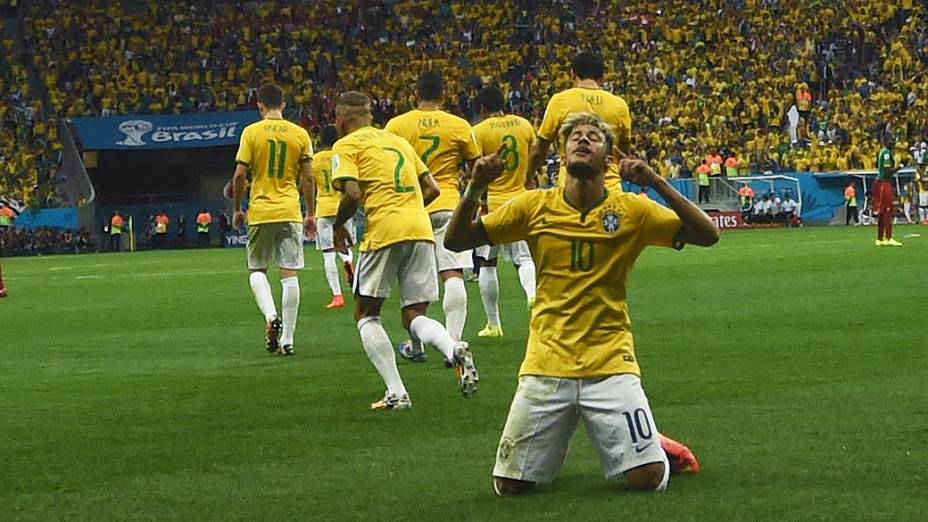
top-left (446, 112), bottom-right (719, 493)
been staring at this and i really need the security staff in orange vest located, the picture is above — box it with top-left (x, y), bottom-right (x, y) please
top-left (196, 209), bottom-right (212, 248)
top-left (155, 212), bottom-right (170, 249)
top-left (110, 211), bottom-right (125, 252)
top-left (844, 181), bottom-right (859, 225)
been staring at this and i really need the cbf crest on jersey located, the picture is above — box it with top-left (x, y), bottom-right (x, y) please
top-left (602, 209), bottom-right (621, 234)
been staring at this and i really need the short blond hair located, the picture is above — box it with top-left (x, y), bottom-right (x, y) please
top-left (558, 112), bottom-right (615, 153)
top-left (336, 91), bottom-right (372, 119)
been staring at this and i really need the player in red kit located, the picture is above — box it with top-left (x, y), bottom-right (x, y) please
top-left (874, 135), bottom-right (903, 247)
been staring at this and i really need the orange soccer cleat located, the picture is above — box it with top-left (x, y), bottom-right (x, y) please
top-left (326, 295), bottom-right (345, 309)
top-left (660, 433), bottom-right (700, 475)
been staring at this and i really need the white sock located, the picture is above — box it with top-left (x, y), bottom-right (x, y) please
top-left (408, 315), bottom-right (456, 362)
top-left (338, 249), bottom-right (353, 264)
top-left (358, 317), bottom-right (407, 396)
top-left (517, 261), bottom-right (537, 301)
top-left (323, 251), bottom-right (342, 297)
top-left (442, 276), bottom-right (467, 341)
top-left (478, 266), bottom-right (500, 327)
top-left (280, 276), bottom-right (300, 346)
top-left (249, 271), bottom-right (278, 322)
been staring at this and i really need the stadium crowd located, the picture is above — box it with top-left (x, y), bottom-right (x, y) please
top-left (1, 22), bottom-right (66, 208)
top-left (0, 224), bottom-right (92, 256)
top-left (4, 0), bottom-right (927, 206)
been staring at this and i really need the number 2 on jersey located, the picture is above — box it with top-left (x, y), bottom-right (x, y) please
top-left (383, 147), bottom-right (415, 193)
top-left (266, 140), bottom-right (287, 178)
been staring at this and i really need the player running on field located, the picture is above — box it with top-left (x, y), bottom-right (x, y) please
top-left (330, 91), bottom-right (478, 410)
top-left (385, 71), bottom-right (481, 355)
top-left (446, 112), bottom-right (717, 494)
top-left (232, 82), bottom-right (316, 356)
top-left (471, 85), bottom-right (538, 338)
top-left (312, 124), bottom-right (356, 309)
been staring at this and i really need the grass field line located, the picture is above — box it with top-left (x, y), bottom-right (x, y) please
top-left (74, 268), bottom-right (245, 279)
top-left (711, 237), bottom-right (854, 250)
top-left (49, 263), bottom-right (120, 271)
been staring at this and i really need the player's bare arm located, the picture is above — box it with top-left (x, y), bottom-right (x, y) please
top-left (231, 163), bottom-right (249, 230)
top-left (619, 158), bottom-right (720, 247)
top-left (527, 136), bottom-right (551, 182)
top-left (333, 179), bottom-right (361, 254)
top-left (418, 172), bottom-right (441, 206)
top-left (445, 145), bottom-right (506, 252)
top-left (300, 158), bottom-right (317, 239)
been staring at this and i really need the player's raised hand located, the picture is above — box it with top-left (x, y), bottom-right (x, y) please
top-left (333, 224), bottom-right (353, 255)
top-left (471, 144), bottom-right (506, 189)
top-left (304, 215), bottom-right (317, 241)
top-left (619, 158), bottom-right (661, 187)
top-left (232, 210), bottom-right (247, 231)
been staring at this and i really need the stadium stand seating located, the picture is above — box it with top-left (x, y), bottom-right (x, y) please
top-left (3, 0), bottom-right (927, 208)
top-left (1, 17), bottom-right (65, 207)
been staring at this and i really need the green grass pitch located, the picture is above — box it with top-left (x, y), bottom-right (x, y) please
top-left (2, 225), bottom-right (926, 521)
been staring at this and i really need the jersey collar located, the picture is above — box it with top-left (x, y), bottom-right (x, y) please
top-left (563, 188), bottom-right (609, 222)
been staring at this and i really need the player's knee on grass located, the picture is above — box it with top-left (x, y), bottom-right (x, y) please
top-left (494, 477), bottom-right (535, 496)
top-left (623, 462), bottom-right (666, 492)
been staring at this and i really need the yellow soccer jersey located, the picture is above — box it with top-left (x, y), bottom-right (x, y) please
top-left (331, 126), bottom-right (434, 252)
top-left (537, 87), bottom-right (631, 188)
top-left (385, 109), bottom-right (481, 213)
top-left (312, 149), bottom-right (339, 218)
top-left (235, 118), bottom-right (313, 224)
top-left (480, 188), bottom-right (682, 378)
top-left (473, 114), bottom-right (535, 211)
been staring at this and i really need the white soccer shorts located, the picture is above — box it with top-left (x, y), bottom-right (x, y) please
top-left (430, 211), bottom-right (473, 272)
top-left (493, 374), bottom-right (667, 484)
top-left (247, 222), bottom-right (305, 270)
top-left (354, 240), bottom-right (439, 307)
top-left (315, 216), bottom-right (355, 251)
top-left (919, 192), bottom-right (928, 207)
top-left (474, 240), bottom-right (532, 265)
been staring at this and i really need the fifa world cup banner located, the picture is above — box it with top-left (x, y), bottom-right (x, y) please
top-left (706, 210), bottom-right (744, 230)
top-left (71, 111), bottom-right (260, 150)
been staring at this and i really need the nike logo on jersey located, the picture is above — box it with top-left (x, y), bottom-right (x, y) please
top-left (634, 441), bottom-right (654, 454)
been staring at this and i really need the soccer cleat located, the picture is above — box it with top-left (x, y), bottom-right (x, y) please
top-left (397, 339), bottom-right (427, 363)
top-left (265, 317), bottom-right (282, 354)
top-left (885, 238), bottom-right (902, 247)
top-left (875, 239), bottom-right (886, 246)
top-left (452, 341), bottom-right (479, 398)
top-left (343, 259), bottom-right (355, 287)
top-left (0, 288), bottom-right (6, 298)
top-left (326, 295), bottom-right (345, 309)
top-left (660, 433), bottom-right (700, 475)
top-left (477, 324), bottom-right (504, 338)
top-left (370, 392), bottom-right (411, 410)
top-left (281, 344), bottom-right (294, 356)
